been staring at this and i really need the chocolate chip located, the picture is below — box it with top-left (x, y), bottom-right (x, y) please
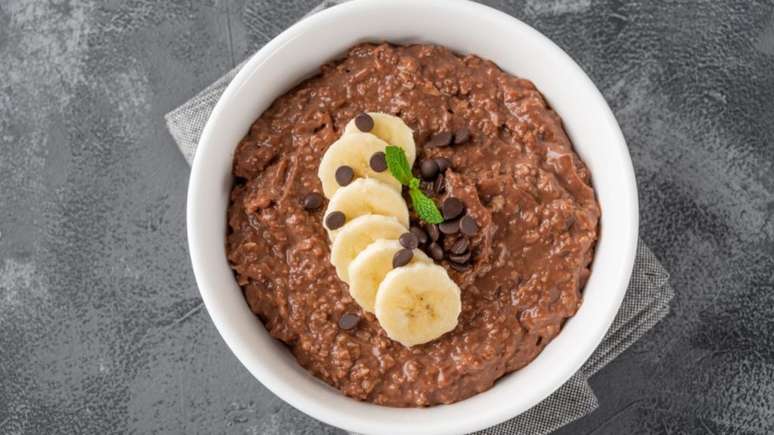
top-left (439, 218), bottom-right (460, 235)
top-left (369, 152), bottom-right (387, 172)
top-left (441, 197), bottom-right (464, 220)
top-left (393, 248), bottom-right (414, 268)
top-left (460, 215), bottom-right (478, 236)
top-left (428, 243), bottom-right (444, 261)
top-left (449, 238), bottom-right (469, 255)
top-left (435, 157), bottom-right (452, 172)
top-left (419, 159), bottom-right (439, 180)
top-left (448, 251), bottom-right (471, 264)
top-left (354, 113), bottom-right (374, 132)
top-left (335, 165), bottom-right (354, 186)
top-left (434, 174), bottom-right (445, 194)
top-left (410, 226), bottom-right (429, 245)
top-left (449, 262), bottom-right (472, 272)
top-left (325, 211), bottom-right (346, 230)
top-left (427, 131), bottom-right (453, 147)
top-left (453, 127), bottom-right (470, 145)
top-left (425, 223), bottom-right (440, 242)
top-left (399, 232), bottom-right (419, 250)
top-left (302, 192), bottom-right (323, 211)
top-left (338, 312), bottom-right (360, 330)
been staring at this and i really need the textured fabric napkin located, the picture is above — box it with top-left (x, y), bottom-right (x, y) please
top-left (165, 2), bottom-right (674, 433)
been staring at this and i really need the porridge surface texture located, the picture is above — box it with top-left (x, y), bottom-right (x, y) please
top-left (227, 43), bottom-right (600, 406)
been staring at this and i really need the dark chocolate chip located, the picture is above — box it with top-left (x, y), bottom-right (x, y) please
top-left (354, 113), bottom-right (374, 132)
top-left (439, 218), bottom-right (460, 235)
top-left (449, 262), bottom-right (472, 272)
top-left (325, 211), bottom-right (346, 230)
top-left (428, 243), bottom-right (444, 261)
top-left (434, 174), bottom-right (445, 194)
top-left (425, 223), bottom-right (440, 242)
top-left (338, 312), bottom-right (360, 330)
top-left (448, 251), bottom-right (472, 264)
top-left (335, 165), bottom-right (354, 186)
top-left (449, 238), bottom-right (470, 255)
top-left (435, 157), bottom-right (452, 172)
top-left (428, 131), bottom-right (453, 147)
top-left (302, 192), bottom-right (323, 211)
top-left (453, 127), bottom-right (470, 145)
top-left (399, 232), bottom-right (419, 250)
top-left (393, 248), bottom-right (414, 268)
top-left (459, 215), bottom-right (479, 236)
top-left (419, 159), bottom-right (439, 180)
top-left (441, 197), bottom-right (464, 220)
top-left (369, 151), bottom-right (387, 172)
top-left (410, 226), bottom-right (429, 245)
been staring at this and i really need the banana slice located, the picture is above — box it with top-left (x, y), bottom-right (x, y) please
top-left (325, 178), bottom-right (410, 241)
top-left (344, 112), bottom-right (416, 166)
top-left (347, 239), bottom-right (432, 312)
top-left (318, 132), bottom-right (401, 198)
top-left (374, 263), bottom-right (461, 347)
top-left (330, 215), bottom-right (407, 282)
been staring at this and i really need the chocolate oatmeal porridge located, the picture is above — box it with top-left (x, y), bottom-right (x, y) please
top-left (226, 43), bottom-right (600, 407)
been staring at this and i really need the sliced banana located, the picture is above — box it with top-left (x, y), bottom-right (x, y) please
top-left (318, 132), bottom-right (401, 198)
top-left (347, 239), bottom-right (432, 313)
top-left (374, 262), bottom-right (461, 347)
top-left (330, 215), bottom-right (407, 283)
top-left (344, 112), bottom-right (416, 166)
top-left (325, 178), bottom-right (410, 241)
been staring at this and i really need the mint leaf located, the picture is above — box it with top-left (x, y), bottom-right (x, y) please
top-left (384, 146), bottom-right (414, 185)
top-left (384, 145), bottom-right (443, 224)
top-left (409, 188), bottom-right (444, 224)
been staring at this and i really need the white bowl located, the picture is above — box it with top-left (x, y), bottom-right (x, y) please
top-left (187, 0), bottom-right (639, 433)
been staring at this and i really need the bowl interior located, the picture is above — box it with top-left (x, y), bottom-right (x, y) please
top-left (187, 1), bottom-right (638, 434)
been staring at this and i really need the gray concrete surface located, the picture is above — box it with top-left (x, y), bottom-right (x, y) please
top-left (1, 0), bottom-right (772, 433)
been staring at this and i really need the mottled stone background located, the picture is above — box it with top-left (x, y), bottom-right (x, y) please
top-left (1, 0), bottom-right (772, 433)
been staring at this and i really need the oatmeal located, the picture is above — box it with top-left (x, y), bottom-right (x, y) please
top-left (226, 43), bottom-right (600, 407)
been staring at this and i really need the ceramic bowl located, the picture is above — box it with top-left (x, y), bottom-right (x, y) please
top-left (187, 1), bottom-right (639, 433)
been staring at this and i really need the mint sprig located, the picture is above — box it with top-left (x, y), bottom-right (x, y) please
top-left (385, 146), bottom-right (444, 224)
top-left (384, 146), bottom-right (414, 185)
top-left (409, 189), bottom-right (444, 224)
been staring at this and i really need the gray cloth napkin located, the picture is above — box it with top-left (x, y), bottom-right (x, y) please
top-left (165, 2), bottom-right (674, 434)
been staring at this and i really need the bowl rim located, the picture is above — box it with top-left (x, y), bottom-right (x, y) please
top-left (187, 0), bottom-right (639, 434)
